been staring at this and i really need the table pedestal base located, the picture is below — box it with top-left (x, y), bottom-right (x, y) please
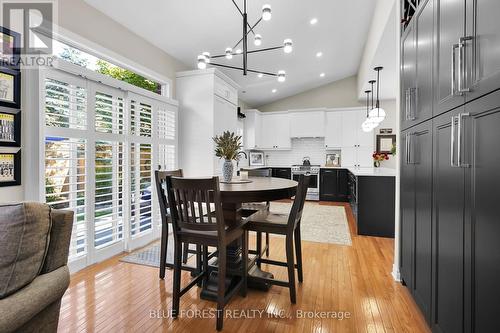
top-left (199, 255), bottom-right (274, 301)
top-left (199, 201), bottom-right (272, 301)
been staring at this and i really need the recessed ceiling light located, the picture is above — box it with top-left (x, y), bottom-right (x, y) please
top-left (320, 73), bottom-right (325, 77)
top-left (316, 51), bottom-right (323, 58)
top-left (310, 18), bottom-right (318, 25)
top-left (257, 73), bottom-right (264, 78)
top-left (272, 89), bottom-right (277, 93)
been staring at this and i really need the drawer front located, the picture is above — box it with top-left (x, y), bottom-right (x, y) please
top-left (215, 76), bottom-right (238, 105)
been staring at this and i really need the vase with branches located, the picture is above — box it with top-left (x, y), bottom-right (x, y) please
top-left (213, 131), bottom-right (244, 182)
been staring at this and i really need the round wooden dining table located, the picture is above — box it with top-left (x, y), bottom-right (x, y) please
top-left (200, 176), bottom-right (298, 300)
top-left (219, 176), bottom-right (298, 225)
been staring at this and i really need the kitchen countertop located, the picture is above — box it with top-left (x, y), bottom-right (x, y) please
top-left (239, 165), bottom-right (291, 170)
top-left (321, 166), bottom-right (396, 177)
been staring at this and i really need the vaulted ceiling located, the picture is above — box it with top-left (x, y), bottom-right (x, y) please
top-left (84, 0), bottom-right (377, 106)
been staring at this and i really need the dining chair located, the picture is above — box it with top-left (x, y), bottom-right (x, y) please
top-left (240, 168), bottom-right (271, 257)
top-left (165, 176), bottom-right (248, 331)
top-left (244, 174), bottom-right (309, 304)
top-left (155, 169), bottom-right (200, 279)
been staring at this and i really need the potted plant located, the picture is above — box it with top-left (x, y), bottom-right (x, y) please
top-left (213, 131), bottom-right (243, 182)
top-left (372, 151), bottom-right (389, 168)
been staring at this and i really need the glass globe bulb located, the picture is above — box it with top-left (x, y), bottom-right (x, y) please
top-left (361, 121), bottom-right (373, 132)
top-left (283, 39), bottom-right (293, 53)
top-left (254, 34), bottom-right (262, 46)
top-left (364, 117), bottom-right (379, 129)
top-left (225, 48), bottom-right (233, 59)
top-left (202, 52), bottom-right (210, 63)
top-left (368, 107), bottom-right (386, 123)
top-left (277, 70), bottom-right (286, 82)
top-left (197, 55), bottom-right (207, 69)
top-left (262, 4), bottom-right (272, 21)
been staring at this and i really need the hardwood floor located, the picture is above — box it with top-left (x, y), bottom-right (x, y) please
top-left (57, 202), bottom-right (430, 333)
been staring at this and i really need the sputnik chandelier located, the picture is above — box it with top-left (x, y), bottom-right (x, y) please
top-left (196, 0), bottom-right (293, 82)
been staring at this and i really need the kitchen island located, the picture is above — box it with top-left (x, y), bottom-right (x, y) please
top-left (320, 166), bottom-right (396, 238)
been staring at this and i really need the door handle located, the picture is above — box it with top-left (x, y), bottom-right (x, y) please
top-left (405, 132), bottom-right (410, 165)
top-left (405, 89), bottom-right (410, 120)
top-left (458, 36), bottom-right (473, 94)
top-left (457, 112), bottom-right (470, 168)
top-left (450, 115), bottom-right (458, 167)
top-left (408, 88), bottom-right (417, 121)
top-left (452, 43), bottom-right (460, 96)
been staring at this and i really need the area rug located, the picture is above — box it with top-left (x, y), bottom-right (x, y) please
top-left (120, 238), bottom-right (195, 268)
top-left (269, 202), bottom-right (352, 246)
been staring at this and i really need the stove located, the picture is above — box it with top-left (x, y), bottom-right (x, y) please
top-left (291, 164), bottom-right (320, 201)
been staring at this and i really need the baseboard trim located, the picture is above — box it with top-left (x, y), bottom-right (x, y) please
top-left (392, 264), bottom-right (401, 282)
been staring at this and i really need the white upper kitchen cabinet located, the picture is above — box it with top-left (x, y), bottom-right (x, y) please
top-left (260, 112), bottom-right (291, 150)
top-left (325, 111), bottom-right (343, 149)
top-left (341, 146), bottom-right (357, 167)
top-left (176, 69), bottom-right (239, 177)
top-left (356, 146), bottom-right (373, 167)
top-left (289, 109), bottom-right (325, 138)
top-left (339, 108), bottom-right (373, 148)
top-left (338, 108), bottom-right (374, 167)
top-left (340, 110), bottom-right (359, 147)
top-left (243, 109), bottom-right (262, 150)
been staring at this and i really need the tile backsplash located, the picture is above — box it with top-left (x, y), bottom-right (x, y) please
top-left (251, 138), bottom-right (340, 166)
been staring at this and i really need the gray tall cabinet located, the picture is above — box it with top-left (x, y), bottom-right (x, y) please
top-left (400, 0), bottom-right (500, 332)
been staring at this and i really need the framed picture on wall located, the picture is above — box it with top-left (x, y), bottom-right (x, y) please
top-left (249, 151), bottom-right (265, 166)
top-left (376, 135), bottom-right (396, 154)
top-left (0, 26), bottom-right (21, 69)
top-left (0, 110), bottom-right (21, 147)
top-left (0, 150), bottom-right (21, 186)
top-left (0, 67), bottom-right (20, 109)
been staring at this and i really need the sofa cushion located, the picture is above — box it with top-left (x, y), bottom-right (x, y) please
top-left (0, 203), bottom-right (52, 299)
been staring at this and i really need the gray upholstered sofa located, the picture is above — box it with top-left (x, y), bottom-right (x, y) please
top-left (0, 203), bottom-right (74, 333)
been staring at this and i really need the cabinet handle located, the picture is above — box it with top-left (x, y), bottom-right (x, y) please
top-left (450, 115), bottom-right (458, 167)
top-left (405, 132), bottom-right (410, 164)
top-left (458, 36), bottom-right (473, 94)
top-left (409, 88), bottom-right (417, 120)
top-left (457, 112), bottom-right (470, 168)
top-left (452, 43), bottom-right (460, 96)
top-left (405, 89), bottom-right (410, 120)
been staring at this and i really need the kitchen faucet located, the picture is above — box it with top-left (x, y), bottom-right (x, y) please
top-left (236, 151), bottom-right (247, 169)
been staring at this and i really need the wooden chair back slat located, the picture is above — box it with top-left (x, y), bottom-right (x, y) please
top-left (287, 175), bottom-right (310, 230)
top-left (240, 168), bottom-right (271, 177)
top-left (166, 176), bottom-right (225, 234)
top-left (154, 169), bottom-right (183, 225)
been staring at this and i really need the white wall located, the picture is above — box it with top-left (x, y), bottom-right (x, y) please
top-left (58, 0), bottom-right (189, 97)
top-left (258, 76), bottom-right (364, 112)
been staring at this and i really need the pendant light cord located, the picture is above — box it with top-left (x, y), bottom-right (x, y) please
top-left (374, 66), bottom-right (383, 116)
top-left (376, 69), bottom-right (380, 111)
top-left (365, 90), bottom-right (371, 118)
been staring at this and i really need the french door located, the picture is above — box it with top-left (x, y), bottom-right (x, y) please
top-left (41, 66), bottom-right (177, 272)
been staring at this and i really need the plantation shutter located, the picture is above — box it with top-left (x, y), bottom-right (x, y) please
top-left (94, 141), bottom-right (125, 248)
top-left (43, 70), bottom-right (89, 261)
top-left (94, 88), bottom-right (125, 135)
top-left (44, 74), bottom-right (87, 130)
top-left (130, 142), bottom-right (153, 236)
top-left (45, 137), bottom-right (87, 259)
top-left (40, 64), bottom-right (177, 271)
